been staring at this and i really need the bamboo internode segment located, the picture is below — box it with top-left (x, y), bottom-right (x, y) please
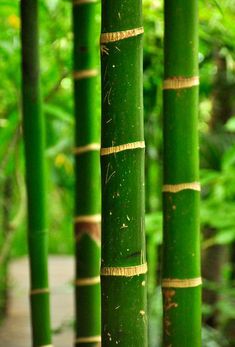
top-left (101, 263), bottom-right (148, 277)
top-left (73, 143), bottom-right (100, 155)
top-left (75, 336), bottom-right (102, 343)
top-left (162, 277), bottom-right (202, 288)
top-left (74, 214), bottom-right (101, 223)
top-left (75, 276), bottom-right (100, 286)
top-left (30, 288), bottom-right (50, 295)
top-left (39, 345), bottom-right (53, 347)
top-left (101, 141), bottom-right (145, 156)
top-left (162, 182), bottom-right (201, 193)
top-left (163, 76), bottom-right (199, 90)
top-left (100, 27), bottom-right (144, 44)
top-left (73, 0), bottom-right (97, 5)
top-left (73, 69), bottom-right (99, 80)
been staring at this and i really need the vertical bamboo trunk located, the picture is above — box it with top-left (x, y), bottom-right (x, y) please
top-left (162, 1), bottom-right (201, 346)
top-left (72, 1), bottom-right (101, 346)
top-left (100, 1), bottom-right (148, 346)
top-left (0, 178), bottom-right (12, 319)
top-left (20, 1), bottom-right (52, 346)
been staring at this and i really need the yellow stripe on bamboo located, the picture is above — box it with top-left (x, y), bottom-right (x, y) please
top-left (30, 288), bottom-right (50, 295)
top-left (100, 27), bottom-right (144, 44)
top-left (73, 143), bottom-right (100, 155)
top-left (75, 336), bottom-right (101, 343)
top-left (162, 277), bottom-right (202, 288)
top-left (73, 69), bottom-right (98, 80)
top-left (74, 214), bottom-right (101, 223)
top-left (101, 263), bottom-right (148, 277)
top-left (101, 141), bottom-right (145, 156)
top-left (73, 0), bottom-right (97, 5)
top-left (75, 276), bottom-right (100, 286)
top-left (162, 182), bottom-right (201, 193)
top-left (163, 76), bottom-right (199, 90)
top-left (39, 345), bottom-right (54, 347)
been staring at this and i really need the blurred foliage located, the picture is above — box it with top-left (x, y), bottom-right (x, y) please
top-left (0, 0), bottom-right (235, 345)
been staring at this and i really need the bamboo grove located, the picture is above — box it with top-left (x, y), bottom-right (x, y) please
top-left (18, 0), bottom-right (201, 346)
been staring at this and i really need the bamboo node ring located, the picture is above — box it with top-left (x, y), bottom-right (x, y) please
top-left (73, 69), bottom-right (98, 80)
top-left (101, 141), bottom-right (145, 156)
top-left (74, 214), bottom-right (101, 223)
top-left (73, 143), bottom-right (100, 155)
top-left (101, 263), bottom-right (148, 277)
top-left (30, 288), bottom-right (50, 295)
top-left (75, 336), bottom-right (102, 343)
top-left (73, 0), bottom-right (97, 6)
top-left (162, 182), bottom-right (201, 193)
top-left (162, 277), bottom-right (202, 288)
top-left (75, 276), bottom-right (100, 286)
top-left (100, 27), bottom-right (144, 44)
top-left (163, 76), bottom-right (199, 90)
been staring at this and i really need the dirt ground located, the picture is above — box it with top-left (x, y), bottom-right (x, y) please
top-left (0, 256), bottom-right (74, 347)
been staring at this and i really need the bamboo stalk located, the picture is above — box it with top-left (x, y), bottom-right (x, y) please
top-left (100, 1), bottom-right (148, 345)
top-left (162, 0), bottom-right (201, 346)
top-left (20, 0), bottom-right (52, 346)
top-left (72, 1), bottom-right (101, 346)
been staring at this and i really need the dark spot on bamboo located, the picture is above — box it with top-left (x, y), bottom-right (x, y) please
top-left (126, 251), bottom-right (141, 259)
top-left (79, 45), bottom-right (87, 52)
top-left (163, 289), bottom-right (178, 337)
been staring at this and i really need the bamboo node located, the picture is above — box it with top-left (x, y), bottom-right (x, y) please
top-left (30, 288), bottom-right (50, 295)
top-left (73, 143), bottom-right (100, 155)
top-left (100, 27), bottom-right (144, 44)
top-left (73, 69), bottom-right (98, 80)
top-left (75, 336), bottom-right (101, 343)
top-left (75, 276), bottom-right (100, 286)
top-left (101, 141), bottom-right (145, 156)
top-left (73, 0), bottom-right (97, 5)
top-left (163, 76), bottom-right (199, 90)
top-left (162, 182), bottom-right (201, 193)
top-left (75, 221), bottom-right (101, 244)
top-left (74, 214), bottom-right (101, 223)
top-left (101, 263), bottom-right (148, 277)
top-left (162, 277), bottom-right (202, 288)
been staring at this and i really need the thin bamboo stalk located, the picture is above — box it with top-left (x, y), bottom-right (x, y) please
top-left (162, 0), bottom-right (201, 346)
top-left (72, 1), bottom-right (101, 346)
top-left (20, 0), bottom-right (52, 346)
top-left (100, 0), bottom-right (148, 345)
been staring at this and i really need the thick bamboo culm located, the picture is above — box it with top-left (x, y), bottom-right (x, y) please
top-left (100, 0), bottom-right (148, 345)
top-left (20, 0), bottom-right (52, 346)
top-left (72, 1), bottom-right (101, 346)
top-left (162, 0), bottom-right (201, 346)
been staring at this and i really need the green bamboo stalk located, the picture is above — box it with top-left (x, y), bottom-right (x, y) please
top-left (100, 1), bottom-right (147, 345)
top-left (20, 0), bottom-right (52, 346)
top-left (162, 1), bottom-right (201, 346)
top-left (72, 1), bottom-right (101, 346)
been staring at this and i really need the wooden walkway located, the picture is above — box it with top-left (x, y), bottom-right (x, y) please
top-left (0, 256), bottom-right (74, 347)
